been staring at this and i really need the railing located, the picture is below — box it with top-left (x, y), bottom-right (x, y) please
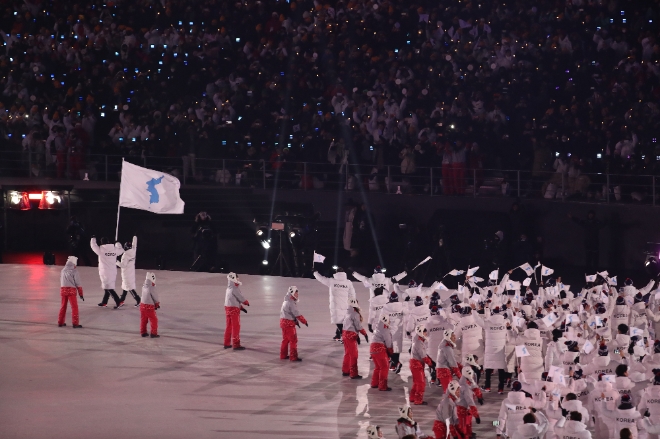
top-left (1, 149), bottom-right (658, 205)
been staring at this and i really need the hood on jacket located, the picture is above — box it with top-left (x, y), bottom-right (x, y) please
top-left (564, 421), bottom-right (587, 432)
top-left (372, 273), bottom-right (386, 282)
top-left (615, 376), bottom-right (633, 388)
top-left (507, 391), bottom-right (527, 404)
top-left (64, 260), bottom-right (76, 270)
top-left (562, 400), bottom-right (584, 411)
top-left (333, 272), bottom-right (347, 281)
top-left (632, 302), bottom-right (646, 313)
top-left (593, 381), bottom-right (613, 392)
top-left (524, 328), bottom-right (541, 338)
top-left (518, 423), bottom-right (544, 437)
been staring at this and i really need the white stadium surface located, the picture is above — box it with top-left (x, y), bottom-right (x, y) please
top-left (0, 265), bottom-right (507, 439)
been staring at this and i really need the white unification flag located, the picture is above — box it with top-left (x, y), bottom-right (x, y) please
top-left (467, 266), bottom-right (480, 276)
top-left (515, 345), bottom-right (530, 357)
top-left (489, 269), bottom-right (499, 281)
top-left (582, 340), bottom-right (595, 354)
top-left (598, 270), bottom-right (609, 278)
top-left (565, 314), bottom-right (578, 325)
top-left (548, 365), bottom-right (562, 378)
top-left (506, 280), bottom-right (521, 291)
top-left (602, 374), bottom-right (616, 384)
top-left (542, 312), bottom-right (558, 327)
top-left (313, 252), bottom-right (326, 263)
top-left (585, 274), bottom-right (597, 282)
top-left (393, 271), bottom-right (407, 282)
top-left (608, 276), bottom-right (618, 286)
top-left (119, 160), bottom-right (184, 213)
top-left (448, 269), bottom-right (465, 276)
top-left (412, 256), bottom-right (432, 271)
top-left (541, 265), bottom-right (554, 277)
top-left (523, 278), bottom-right (532, 287)
top-left (630, 327), bottom-right (644, 337)
top-left (436, 282), bottom-right (449, 291)
top-left (519, 263), bottom-right (534, 276)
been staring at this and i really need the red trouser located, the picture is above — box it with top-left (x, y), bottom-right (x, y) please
top-left (410, 358), bottom-right (427, 404)
top-left (452, 162), bottom-right (465, 195)
top-left (280, 319), bottom-right (298, 360)
top-left (342, 330), bottom-right (359, 377)
top-left (224, 306), bottom-right (241, 347)
top-left (433, 420), bottom-right (463, 439)
top-left (140, 303), bottom-right (158, 335)
top-left (370, 343), bottom-right (390, 390)
top-left (437, 368), bottom-right (453, 392)
top-left (58, 287), bottom-right (79, 326)
top-left (457, 405), bottom-right (479, 438)
top-left (442, 163), bottom-right (454, 195)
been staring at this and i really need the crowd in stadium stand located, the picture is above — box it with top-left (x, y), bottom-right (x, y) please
top-left (0, 0), bottom-right (659, 197)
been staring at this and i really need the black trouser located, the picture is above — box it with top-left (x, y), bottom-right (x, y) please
top-left (334, 323), bottom-right (343, 339)
top-left (485, 368), bottom-right (510, 391)
top-left (120, 289), bottom-right (140, 304)
top-left (390, 353), bottom-right (400, 366)
top-left (472, 365), bottom-right (482, 384)
top-left (101, 289), bottom-right (121, 306)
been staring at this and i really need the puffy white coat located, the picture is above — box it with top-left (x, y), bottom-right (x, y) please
top-left (314, 271), bottom-right (355, 324)
top-left (117, 236), bottom-right (138, 291)
top-left (405, 304), bottom-right (430, 335)
top-left (513, 328), bottom-right (544, 380)
top-left (497, 390), bottom-right (547, 436)
top-left (368, 294), bottom-right (388, 327)
top-left (380, 301), bottom-right (405, 352)
top-left (455, 313), bottom-right (484, 365)
top-left (90, 239), bottom-right (124, 289)
top-left (352, 271), bottom-right (392, 299)
top-left (554, 419), bottom-right (592, 439)
top-left (638, 385), bottom-right (660, 418)
top-left (427, 311), bottom-right (455, 362)
top-left (510, 411), bottom-right (550, 439)
top-left (601, 405), bottom-right (644, 439)
top-left (473, 312), bottom-right (509, 370)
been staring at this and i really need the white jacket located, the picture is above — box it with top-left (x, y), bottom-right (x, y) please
top-left (473, 312), bottom-right (508, 369)
top-left (140, 280), bottom-right (159, 305)
top-left (601, 405), bottom-right (644, 439)
top-left (314, 271), bottom-right (355, 324)
top-left (554, 418), bottom-right (592, 439)
top-left (638, 385), bottom-right (660, 418)
top-left (513, 328), bottom-right (544, 380)
top-left (381, 301), bottom-right (406, 352)
top-left (352, 271), bottom-right (393, 299)
top-left (510, 411), bottom-right (550, 439)
top-left (224, 280), bottom-right (246, 308)
top-left (117, 236), bottom-right (137, 291)
top-left (455, 313), bottom-right (484, 365)
top-left (368, 294), bottom-right (388, 327)
top-left (427, 312), bottom-right (455, 362)
top-left (497, 390), bottom-right (547, 436)
top-left (90, 239), bottom-right (124, 289)
top-left (562, 400), bottom-right (590, 426)
top-left (405, 304), bottom-right (430, 335)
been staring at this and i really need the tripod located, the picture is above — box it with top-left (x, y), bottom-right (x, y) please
top-left (271, 230), bottom-right (292, 276)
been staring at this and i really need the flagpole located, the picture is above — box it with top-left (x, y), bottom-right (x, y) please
top-left (115, 158), bottom-right (124, 241)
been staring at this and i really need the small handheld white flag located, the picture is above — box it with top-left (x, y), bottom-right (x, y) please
top-left (447, 269), bottom-right (465, 277)
top-left (436, 282), bottom-right (449, 291)
top-left (467, 266), bottom-right (480, 276)
top-left (542, 312), bottom-right (558, 327)
top-left (565, 314), bottom-right (578, 325)
top-left (506, 280), bottom-right (521, 291)
top-left (519, 263), bottom-right (534, 276)
top-left (548, 365), bottom-right (562, 378)
top-left (582, 340), bottom-right (594, 354)
top-left (522, 278), bottom-right (532, 287)
top-left (557, 374), bottom-right (567, 386)
top-left (602, 375), bottom-right (616, 384)
top-left (598, 270), bottom-right (609, 278)
top-left (513, 315), bottom-right (525, 328)
top-left (393, 271), bottom-right (407, 282)
top-left (412, 256), bottom-right (432, 271)
top-left (313, 252), bottom-right (326, 263)
top-left (608, 276), bottom-right (617, 286)
top-left (489, 269), bottom-right (499, 281)
top-left (630, 327), bottom-right (644, 337)
top-left (585, 274), bottom-right (597, 282)
top-left (515, 345), bottom-right (530, 357)
top-left (119, 160), bottom-right (185, 213)
top-left (541, 265), bottom-right (554, 276)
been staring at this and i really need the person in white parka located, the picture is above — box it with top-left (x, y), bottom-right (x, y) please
top-left (472, 304), bottom-right (512, 393)
top-left (314, 268), bottom-right (356, 340)
top-left (117, 236), bottom-right (140, 306)
top-left (90, 236), bottom-right (124, 308)
top-left (454, 305), bottom-right (485, 368)
top-left (511, 321), bottom-right (545, 381)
